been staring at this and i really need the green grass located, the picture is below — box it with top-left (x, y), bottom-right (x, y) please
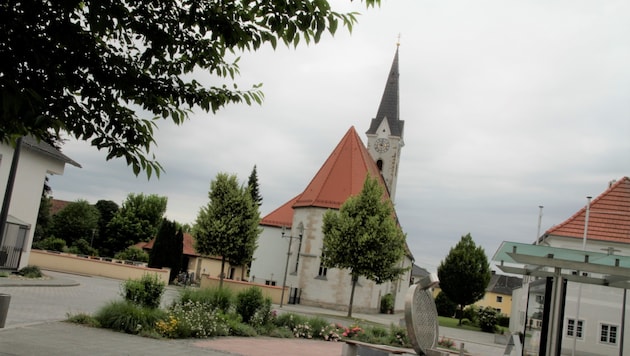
top-left (438, 316), bottom-right (482, 332)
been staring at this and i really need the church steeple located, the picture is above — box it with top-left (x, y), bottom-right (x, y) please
top-left (366, 46), bottom-right (404, 137)
top-left (365, 46), bottom-right (405, 203)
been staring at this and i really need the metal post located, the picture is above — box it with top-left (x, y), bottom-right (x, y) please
top-left (280, 227), bottom-right (293, 308)
top-left (572, 196), bottom-right (591, 356)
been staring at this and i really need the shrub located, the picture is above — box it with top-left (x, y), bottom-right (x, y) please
top-left (497, 313), bottom-right (510, 328)
top-left (357, 325), bottom-right (389, 344)
top-left (66, 312), bottom-right (100, 327)
top-left (380, 293), bottom-right (394, 313)
top-left (435, 291), bottom-right (457, 317)
top-left (236, 287), bottom-right (269, 324)
top-left (95, 301), bottom-right (166, 334)
top-left (274, 312), bottom-right (307, 331)
top-left (438, 336), bottom-right (456, 349)
top-left (158, 300), bottom-right (230, 338)
top-left (388, 324), bottom-right (410, 347)
top-left (122, 274), bottom-right (165, 309)
top-left (177, 287), bottom-right (234, 313)
top-left (318, 322), bottom-right (344, 342)
top-left (227, 318), bottom-right (258, 337)
top-left (308, 317), bottom-right (331, 339)
top-left (32, 237), bottom-right (66, 252)
top-left (462, 305), bottom-right (478, 326)
top-left (115, 247), bottom-right (149, 263)
top-left (66, 238), bottom-right (98, 256)
top-left (478, 306), bottom-right (498, 333)
top-left (268, 327), bottom-right (295, 338)
top-left (18, 265), bottom-right (42, 278)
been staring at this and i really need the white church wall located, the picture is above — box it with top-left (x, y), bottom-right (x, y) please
top-left (249, 225), bottom-right (286, 286)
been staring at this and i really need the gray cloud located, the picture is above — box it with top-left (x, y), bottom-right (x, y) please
top-left (49, 0), bottom-right (630, 273)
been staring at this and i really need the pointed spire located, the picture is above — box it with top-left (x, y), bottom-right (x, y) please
top-left (366, 47), bottom-right (404, 137)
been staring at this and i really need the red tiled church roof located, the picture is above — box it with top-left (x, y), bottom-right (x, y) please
top-left (260, 126), bottom-right (391, 226)
top-left (545, 177), bottom-right (630, 244)
top-left (260, 195), bottom-right (300, 228)
top-left (293, 126), bottom-right (388, 209)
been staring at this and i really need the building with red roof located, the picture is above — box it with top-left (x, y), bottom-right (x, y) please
top-left (510, 177), bottom-right (630, 355)
top-left (250, 47), bottom-right (414, 313)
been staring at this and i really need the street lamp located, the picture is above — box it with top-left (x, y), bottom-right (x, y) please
top-left (280, 224), bottom-right (303, 308)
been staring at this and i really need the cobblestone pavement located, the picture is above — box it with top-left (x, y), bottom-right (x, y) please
top-left (0, 271), bottom-right (506, 355)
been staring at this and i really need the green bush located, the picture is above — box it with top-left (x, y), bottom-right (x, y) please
top-left (66, 312), bottom-right (100, 327)
top-left (66, 238), bottom-right (98, 256)
top-left (435, 291), bottom-right (457, 317)
top-left (158, 300), bottom-right (230, 338)
top-left (274, 312), bottom-right (307, 331)
top-left (177, 287), bottom-right (234, 314)
top-left (478, 306), bottom-right (498, 333)
top-left (95, 301), bottom-right (166, 334)
top-left (122, 274), bottom-right (165, 309)
top-left (114, 247), bottom-right (149, 263)
top-left (308, 316), bottom-right (331, 339)
top-left (388, 324), bottom-right (411, 347)
top-left (462, 305), bottom-right (478, 326)
top-left (18, 265), bottom-right (42, 278)
top-left (357, 325), bottom-right (389, 344)
top-left (267, 327), bottom-right (294, 338)
top-left (380, 293), bottom-right (394, 314)
top-left (32, 237), bottom-right (66, 252)
top-left (236, 287), bottom-right (268, 324)
top-left (497, 313), bottom-right (510, 328)
top-left (227, 318), bottom-right (258, 337)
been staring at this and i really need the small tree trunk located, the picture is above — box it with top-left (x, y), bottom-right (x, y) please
top-left (219, 256), bottom-right (226, 289)
top-left (458, 304), bottom-right (464, 326)
top-left (347, 274), bottom-right (358, 318)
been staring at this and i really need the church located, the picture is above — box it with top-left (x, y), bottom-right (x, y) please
top-left (250, 47), bottom-right (414, 313)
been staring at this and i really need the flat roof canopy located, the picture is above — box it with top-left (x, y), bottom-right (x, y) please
top-left (492, 241), bottom-right (630, 289)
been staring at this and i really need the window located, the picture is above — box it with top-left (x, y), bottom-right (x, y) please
top-left (567, 319), bottom-right (584, 339)
top-left (496, 296), bottom-right (503, 303)
top-left (265, 280), bottom-right (276, 286)
top-left (318, 255), bottom-right (327, 277)
top-left (600, 323), bottom-right (618, 345)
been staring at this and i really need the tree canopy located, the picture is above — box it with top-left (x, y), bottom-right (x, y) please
top-left (322, 175), bottom-right (408, 317)
top-left (1, 0), bottom-right (378, 177)
top-left (105, 193), bottom-right (167, 255)
top-left (49, 199), bottom-right (100, 247)
top-left (437, 233), bottom-right (491, 325)
top-left (194, 172), bottom-right (261, 287)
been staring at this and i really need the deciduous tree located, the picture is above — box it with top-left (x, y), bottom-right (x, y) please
top-left (105, 193), bottom-right (167, 255)
top-left (322, 175), bottom-right (408, 317)
top-left (49, 199), bottom-right (100, 247)
top-left (194, 173), bottom-right (261, 288)
top-left (437, 233), bottom-right (491, 325)
top-left (1, 0), bottom-right (377, 177)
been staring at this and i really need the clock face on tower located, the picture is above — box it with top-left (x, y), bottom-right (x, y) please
top-left (374, 138), bottom-right (390, 153)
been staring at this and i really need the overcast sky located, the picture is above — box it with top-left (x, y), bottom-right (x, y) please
top-left (49, 0), bottom-right (630, 273)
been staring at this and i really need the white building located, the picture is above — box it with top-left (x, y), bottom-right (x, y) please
top-left (250, 47), bottom-right (415, 312)
top-left (501, 177), bottom-right (630, 355)
top-left (0, 136), bottom-right (80, 270)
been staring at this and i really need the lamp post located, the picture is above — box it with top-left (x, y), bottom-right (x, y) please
top-left (280, 224), bottom-right (303, 308)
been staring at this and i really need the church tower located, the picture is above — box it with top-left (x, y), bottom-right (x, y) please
top-left (366, 47), bottom-right (404, 202)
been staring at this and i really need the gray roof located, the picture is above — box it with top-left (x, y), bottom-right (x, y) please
top-left (487, 274), bottom-right (523, 295)
top-left (22, 136), bottom-right (81, 168)
top-left (366, 47), bottom-right (405, 138)
top-left (412, 264), bottom-right (431, 278)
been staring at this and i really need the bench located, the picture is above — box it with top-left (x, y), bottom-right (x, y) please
top-left (342, 339), bottom-right (451, 356)
top-left (342, 339), bottom-right (415, 356)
